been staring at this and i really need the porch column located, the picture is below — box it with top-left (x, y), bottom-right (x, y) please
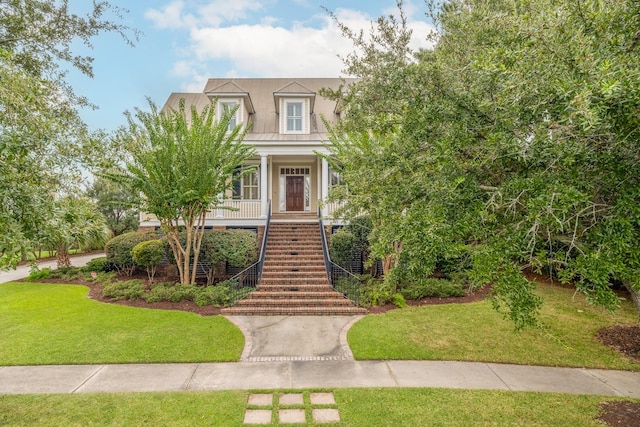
top-left (321, 157), bottom-right (329, 218)
top-left (215, 192), bottom-right (225, 218)
top-left (260, 155), bottom-right (268, 218)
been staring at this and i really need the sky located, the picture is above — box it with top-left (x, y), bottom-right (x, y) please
top-left (68, 0), bottom-right (434, 133)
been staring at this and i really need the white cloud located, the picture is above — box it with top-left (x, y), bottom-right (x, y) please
top-left (146, 0), bottom-right (265, 29)
top-left (150, 2), bottom-right (434, 90)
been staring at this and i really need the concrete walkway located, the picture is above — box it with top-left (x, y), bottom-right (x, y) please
top-left (2, 256), bottom-right (639, 398)
top-left (1, 360), bottom-right (639, 396)
top-left (0, 252), bottom-right (104, 284)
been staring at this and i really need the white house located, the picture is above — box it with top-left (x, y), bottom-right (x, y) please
top-left (138, 77), bottom-right (353, 230)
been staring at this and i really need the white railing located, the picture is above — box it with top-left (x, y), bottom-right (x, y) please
top-left (140, 200), bottom-right (263, 223)
top-left (207, 200), bottom-right (262, 219)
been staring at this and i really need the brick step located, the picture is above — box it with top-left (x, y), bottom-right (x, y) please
top-left (261, 273), bottom-right (327, 281)
top-left (262, 265), bottom-right (326, 271)
top-left (234, 298), bottom-right (354, 307)
top-left (257, 284), bottom-right (332, 292)
top-left (221, 306), bottom-right (367, 316)
top-left (259, 280), bottom-right (329, 287)
top-left (263, 257), bottom-right (325, 264)
top-left (247, 291), bottom-right (345, 299)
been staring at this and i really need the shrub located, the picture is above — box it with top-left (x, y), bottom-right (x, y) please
top-left (132, 240), bottom-right (165, 283)
top-left (399, 278), bottom-right (465, 300)
top-left (145, 282), bottom-right (196, 303)
top-left (24, 267), bottom-right (52, 282)
top-left (82, 257), bottom-right (113, 273)
top-left (105, 231), bottom-right (158, 276)
top-left (330, 229), bottom-right (356, 270)
top-left (102, 279), bottom-right (146, 301)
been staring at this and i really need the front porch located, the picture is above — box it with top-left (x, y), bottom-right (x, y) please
top-left (139, 154), bottom-right (344, 228)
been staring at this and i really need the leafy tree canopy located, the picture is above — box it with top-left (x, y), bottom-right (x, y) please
top-left (323, 0), bottom-right (640, 328)
top-left (0, 1), bottom-right (136, 268)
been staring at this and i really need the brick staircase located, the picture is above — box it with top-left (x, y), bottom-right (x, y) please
top-left (222, 221), bottom-right (366, 315)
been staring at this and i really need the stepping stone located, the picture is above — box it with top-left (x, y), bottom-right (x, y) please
top-left (310, 392), bottom-right (336, 405)
top-left (243, 409), bottom-right (272, 424)
top-left (313, 408), bottom-right (341, 423)
top-left (278, 409), bottom-right (306, 424)
top-left (248, 393), bottom-right (273, 406)
top-left (279, 393), bottom-right (304, 405)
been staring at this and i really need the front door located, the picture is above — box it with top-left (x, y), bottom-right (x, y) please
top-left (286, 176), bottom-right (304, 211)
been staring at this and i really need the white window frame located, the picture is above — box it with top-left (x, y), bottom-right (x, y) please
top-left (219, 99), bottom-right (240, 132)
top-left (233, 167), bottom-right (260, 200)
top-left (285, 100), bottom-right (304, 134)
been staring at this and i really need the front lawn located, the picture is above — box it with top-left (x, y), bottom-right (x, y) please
top-left (349, 280), bottom-right (639, 370)
top-left (0, 389), bottom-right (634, 426)
top-left (0, 282), bottom-right (243, 365)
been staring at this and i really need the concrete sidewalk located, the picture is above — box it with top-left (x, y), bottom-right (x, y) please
top-left (1, 360), bottom-right (639, 397)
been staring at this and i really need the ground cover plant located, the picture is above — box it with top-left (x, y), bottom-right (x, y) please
top-left (348, 279), bottom-right (639, 370)
top-left (0, 389), bottom-right (637, 426)
top-left (0, 282), bottom-right (243, 365)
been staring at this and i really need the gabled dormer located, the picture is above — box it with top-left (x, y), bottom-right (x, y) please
top-left (273, 81), bottom-right (316, 135)
top-left (205, 81), bottom-right (255, 132)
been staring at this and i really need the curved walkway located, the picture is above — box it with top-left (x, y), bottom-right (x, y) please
top-left (1, 257), bottom-right (639, 398)
top-left (0, 253), bottom-right (104, 284)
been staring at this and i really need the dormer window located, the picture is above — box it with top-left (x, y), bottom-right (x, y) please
top-left (286, 101), bottom-right (303, 133)
top-left (219, 100), bottom-right (239, 132)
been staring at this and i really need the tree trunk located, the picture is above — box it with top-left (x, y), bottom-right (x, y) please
top-left (56, 245), bottom-right (71, 268)
top-left (622, 280), bottom-right (640, 323)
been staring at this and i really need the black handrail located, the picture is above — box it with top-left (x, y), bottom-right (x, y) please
top-left (226, 200), bottom-right (271, 305)
top-left (318, 204), bottom-right (363, 307)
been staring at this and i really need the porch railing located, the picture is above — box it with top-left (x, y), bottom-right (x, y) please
top-left (226, 200), bottom-right (272, 305)
top-left (318, 205), bottom-right (363, 307)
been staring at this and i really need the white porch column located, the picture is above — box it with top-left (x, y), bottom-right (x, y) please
top-left (321, 157), bottom-right (329, 218)
top-left (215, 192), bottom-right (225, 218)
top-left (260, 155), bottom-right (268, 218)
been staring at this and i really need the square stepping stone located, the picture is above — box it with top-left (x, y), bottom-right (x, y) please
top-left (310, 392), bottom-right (336, 405)
top-left (313, 408), bottom-right (341, 423)
top-left (279, 393), bottom-right (304, 405)
top-left (278, 409), bottom-right (306, 424)
top-left (243, 409), bottom-right (272, 424)
top-left (248, 393), bottom-right (273, 406)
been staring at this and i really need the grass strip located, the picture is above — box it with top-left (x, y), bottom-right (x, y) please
top-left (0, 389), bottom-right (634, 426)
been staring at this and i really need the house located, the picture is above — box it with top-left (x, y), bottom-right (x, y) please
top-left (138, 77), bottom-right (354, 231)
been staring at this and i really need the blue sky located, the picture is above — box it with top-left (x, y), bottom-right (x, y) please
top-left (68, 0), bottom-right (433, 133)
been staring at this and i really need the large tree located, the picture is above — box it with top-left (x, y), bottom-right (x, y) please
top-left (87, 176), bottom-right (139, 236)
top-left (324, 0), bottom-right (640, 327)
top-left (0, 1), bottom-right (136, 268)
top-left (109, 99), bottom-right (255, 285)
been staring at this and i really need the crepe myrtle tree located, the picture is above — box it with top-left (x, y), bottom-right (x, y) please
top-left (107, 98), bottom-right (255, 285)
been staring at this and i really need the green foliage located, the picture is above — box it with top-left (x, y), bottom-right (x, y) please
top-left (87, 176), bottom-right (139, 236)
top-left (399, 278), bottom-right (465, 300)
top-left (329, 229), bottom-right (356, 269)
top-left (24, 267), bottom-right (52, 282)
top-left (105, 97), bottom-right (256, 285)
top-left (0, 2), bottom-right (136, 270)
top-left (324, 0), bottom-right (640, 327)
top-left (192, 281), bottom-right (240, 307)
top-left (82, 257), bottom-right (114, 273)
top-left (105, 231), bottom-right (158, 276)
top-left (146, 282), bottom-right (196, 303)
top-left (102, 279), bottom-right (146, 301)
top-left (132, 239), bottom-right (165, 283)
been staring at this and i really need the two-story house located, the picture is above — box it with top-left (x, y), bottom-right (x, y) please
top-left (138, 77), bottom-right (353, 230)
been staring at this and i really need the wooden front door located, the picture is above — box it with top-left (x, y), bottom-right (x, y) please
top-left (286, 176), bottom-right (305, 211)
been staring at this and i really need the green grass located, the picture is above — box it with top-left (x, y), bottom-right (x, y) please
top-left (0, 282), bottom-right (243, 365)
top-left (0, 389), bottom-right (634, 426)
top-left (349, 281), bottom-right (639, 370)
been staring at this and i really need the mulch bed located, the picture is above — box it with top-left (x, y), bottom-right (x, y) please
top-left (598, 401), bottom-right (640, 427)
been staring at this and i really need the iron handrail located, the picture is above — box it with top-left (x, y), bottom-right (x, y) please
top-left (318, 203), bottom-right (363, 307)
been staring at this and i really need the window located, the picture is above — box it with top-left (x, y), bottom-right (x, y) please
top-left (219, 100), bottom-right (239, 132)
top-left (232, 167), bottom-right (259, 200)
top-left (330, 169), bottom-right (344, 187)
top-left (286, 101), bottom-right (303, 132)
